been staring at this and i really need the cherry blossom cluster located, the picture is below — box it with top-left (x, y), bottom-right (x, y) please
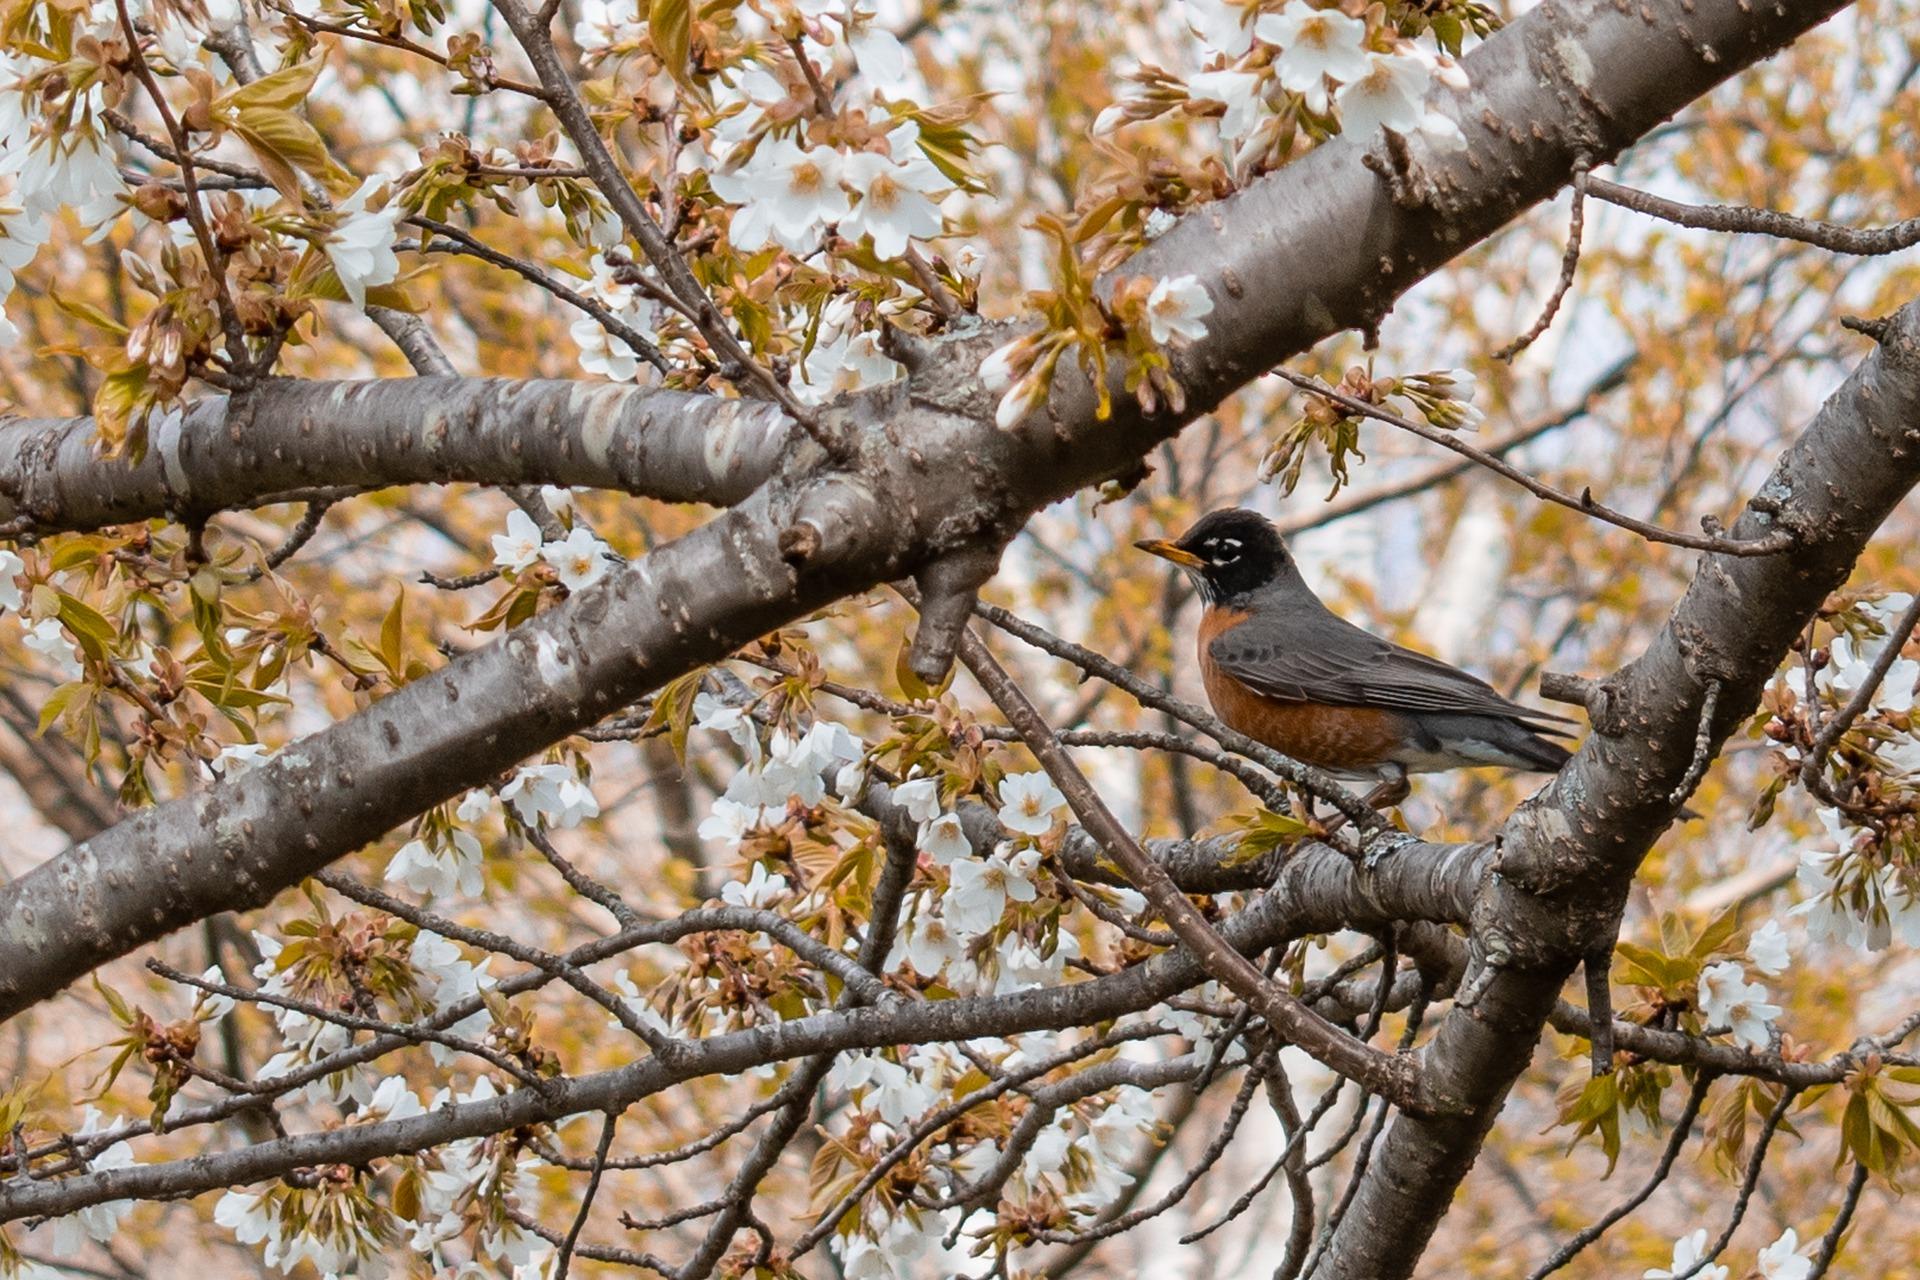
top-left (557, 0), bottom-right (983, 393)
top-left (1099, 0), bottom-right (1472, 171)
top-left (1645, 1225), bottom-right (1813, 1280)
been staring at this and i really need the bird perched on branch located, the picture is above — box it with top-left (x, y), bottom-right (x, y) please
top-left (1136, 507), bottom-right (1575, 810)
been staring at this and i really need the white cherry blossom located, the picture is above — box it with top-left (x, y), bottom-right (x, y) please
top-left (722, 862), bottom-right (790, 908)
top-left (698, 796), bottom-right (765, 845)
top-left (709, 137), bottom-right (853, 252)
top-left (1645, 1229), bottom-right (1727, 1280)
top-left (1697, 960), bottom-right (1780, 1050)
top-left (571, 314), bottom-right (650, 381)
top-left (979, 338), bottom-right (1025, 392)
top-left (1746, 919), bottom-right (1792, 976)
top-left (1334, 50), bottom-right (1432, 137)
top-left (838, 150), bottom-right (946, 258)
top-left (1189, 69), bottom-right (1266, 141)
top-left (32, 1109), bottom-right (133, 1251)
top-left (921, 811), bottom-right (971, 864)
top-left (893, 776), bottom-right (942, 823)
top-left (1757, 1228), bottom-right (1812, 1280)
top-left (209, 741), bottom-right (273, 779)
top-left (456, 789), bottom-right (493, 823)
top-left (386, 828), bottom-right (485, 898)
top-left (895, 908), bottom-right (962, 975)
top-left (942, 845), bottom-right (1040, 935)
top-left (1145, 274), bottom-right (1215, 344)
top-left (796, 326), bottom-right (904, 403)
top-left (491, 509), bottom-right (543, 571)
top-left (1255, 3), bottom-right (1370, 99)
top-left (573, 0), bottom-right (647, 51)
top-left (1183, 0), bottom-right (1254, 56)
top-left (998, 770), bottom-right (1068, 835)
top-left (23, 616), bottom-right (80, 677)
top-left (540, 527), bottom-right (613, 592)
top-left (326, 176), bottom-right (403, 309)
top-left (501, 762), bottom-right (599, 828)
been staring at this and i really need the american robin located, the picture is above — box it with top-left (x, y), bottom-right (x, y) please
top-left (1135, 507), bottom-right (1574, 808)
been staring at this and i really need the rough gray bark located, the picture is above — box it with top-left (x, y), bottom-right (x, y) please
top-left (0, 379), bottom-right (796, 531)
top-left (1315, 301), bottom-right (1920, 1278)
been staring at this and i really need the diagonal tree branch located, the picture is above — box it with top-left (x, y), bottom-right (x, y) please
top-left (953, 622), bottom-right (1421, 1107)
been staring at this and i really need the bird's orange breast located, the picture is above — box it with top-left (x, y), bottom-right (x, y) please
top-left (1197, 607), bottom-right (1405, 771)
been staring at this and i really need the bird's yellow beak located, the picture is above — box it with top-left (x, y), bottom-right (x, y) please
top-left (1134, 538), bottom-right (1205, 569)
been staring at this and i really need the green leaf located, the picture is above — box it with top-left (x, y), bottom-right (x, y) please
top-left (49, 290), bottom-right (130, 337)
top-left (649, 0), bottom-right (691, 86)
top-left (35, 680), bottom-right (86, 736)
top-left (231, 107), bottom-right (336, 201)
top-left (92, 973), bottom-right (133, 1026)
top-left (1557, 1070), bottom-right (1623, 1175)
top-left (219, 58), bottom-right (323, 111)
top-left (1217, 808), bottom-right (1312, 864)
top-left (1613, 941), bottom-right (1685, 993)
top-left (1691, 902), bottom-right (1742, 960)
top-left (49, 535), bottom-right (115, 572)
top-left (55, 592), bottom-right (116, 663)
top-left (379, 588), bottom-right (406, 679)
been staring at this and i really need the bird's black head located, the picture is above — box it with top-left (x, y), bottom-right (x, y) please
top-left (1135, 508), bottom-right (1295, 604)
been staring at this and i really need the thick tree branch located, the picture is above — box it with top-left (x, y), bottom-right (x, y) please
top-left (0, 845), bottom-right (1473, 1223)
top-left (0, 379), bottom-right (798, 533)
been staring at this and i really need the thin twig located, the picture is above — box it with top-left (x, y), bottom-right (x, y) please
top-left (114, 0), bottom-right (248, 367)
top-left (421, 566), bottom-right (503, 591)
top-left (554, 1110), bottom-right (620, 1280)
top-left (413, 216), bottom-right (673, 373)
top-left (1670, 677), bottom-right (1723, 805)
top-left (1525, 1071), bottom-right (1717, 1279)
top-left (1300, 1092), bottom-right (1393, 1276)
top-left (1183, 1072), bottom-right (1351, 1241)
top-left (491, 0), bottom-right (850, 459)
top-left (1587, 175), bottom-right (1920, 256)
top-left (1496, 157), bottom-right (1590, 361)
top-left (240, 500), bottom-right (335, 581)
top-left (1676, 1086), bottom-right (1799, 1279)
top-left (1035, 1051), bottom-right (1273, 1248)
top-left (269, 1), bottom-right (548, 96)
top-left (1269, 369), bottom-right (1797, 558)
top-left (146, 958), bottom-right (550, 1088)
top-left (789, 1023), bottom-right (1171, 1260)
top-left (1807, 1160), bottom-right (1870, 1279)
top-left (1800, 591), bottom-right (1920, 795)
top-left (519, 823), bottom-right (646, 930)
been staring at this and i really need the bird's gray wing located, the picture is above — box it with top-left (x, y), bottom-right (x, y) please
top-left (1208, 613), bottom-right (1576, 731)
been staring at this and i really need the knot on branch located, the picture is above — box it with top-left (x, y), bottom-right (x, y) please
top-left (1841, 312), bottom-right (1892, 344)
top-left (907, 542), bottom-right (1006, 684)
top-left (1540, 670), bottom-right (1624, 736)
top-left (776, 473), bottom-right (884, 569)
